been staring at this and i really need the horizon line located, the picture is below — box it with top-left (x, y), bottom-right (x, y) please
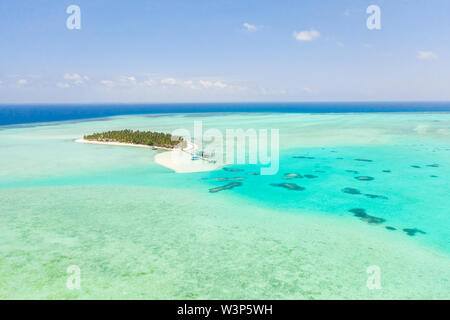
top-left (2, 100), bottom-right (450, 106)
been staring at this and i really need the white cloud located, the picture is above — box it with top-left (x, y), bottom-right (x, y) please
top-left (417, 51), bottom-right (438, 60)
top-left (120, 75), bottom-right (136, 83)
top-left (260, 87), bottom-right (287, 95)
top-left (63, 73), bottom-right (88, 85)
top-left (17, 79), bottom-right (28, 86)
top-left (100, 76), bottom-right (153, 88)
top-left (182, 80), bottom-right (196, 89)
top-left (98, 76), bottom-right (229, 90)
top-left (199, 80), bottom-right (213, 88)
top-left (213, 81), bottom-right (227, 88)
top-left (100, 80), bottom-right (115, 87)
top-left (199, 80), bottom-right (227, 89)
top-left (117, 75), bottom-right (138, 87)
top-left (57, 82), bottom-right (70, 88)
top-left (160, 78), bottom-right (177, 85)
top-left (303, 87), bottom-right (313, 93)
top-left (293, 29), bottom-right (320, 41)
top-left (243, 22), bottom-right (258, 32)
top-left (142, 79), bottom-right (154, 87)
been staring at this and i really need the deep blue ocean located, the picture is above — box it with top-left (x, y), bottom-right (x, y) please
top-left (1, 102), bottom-right (450, 126)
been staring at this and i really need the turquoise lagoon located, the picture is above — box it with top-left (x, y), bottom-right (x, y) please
top-left (0, 113), bottom-right (449, 299)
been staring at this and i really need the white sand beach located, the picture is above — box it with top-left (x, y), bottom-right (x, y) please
top-left (154, 149), bottom-right (221, 173)
top-left (75, 138), bottom-right (173, 150)
top-left (155, 139), bottom-right (222, 173)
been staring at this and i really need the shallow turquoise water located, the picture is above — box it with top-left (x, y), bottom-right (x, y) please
top-left (0, 113), bottom-right (449, 299)
top-left (204, 144), bottom-right (450, 253)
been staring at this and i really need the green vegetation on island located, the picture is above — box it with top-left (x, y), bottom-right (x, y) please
top-left (83, 129), bottom-right (184, 148)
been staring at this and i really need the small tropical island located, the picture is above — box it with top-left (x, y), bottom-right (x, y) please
top-left (76, 129), bottom-right (221, 173)
top-left (80, 129), bottom-right (184, 149)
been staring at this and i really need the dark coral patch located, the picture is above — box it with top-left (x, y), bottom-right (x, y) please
top-left (364, 194), bottom-right (388, 200)
top-left (336, 157), bottom-right (344, 160)
top-left (283, 173), bottom-right (303, 179)
top-left (247, 172), bottom-right (260, 176)
top-left (411, 165), bottom-right (421, 168)
top-left (270, 183), bottom-right (305, 191)
top-left (354, 158), bottom-right (373, 162)
top-left (382, 170), bottom-right (391, 173)
top-left (304, 174), bottom-right (318, 179)
top-left (386, 226), bottom-right (397, 231)
top-left (346, 170), bottom-right (359, 174)
top-left (426, 164), bottom-right (439, 167)
top-left (348, 208), bottom-right (385, 225)
top-left (293, 156), bottom-right (315, 159)
top-left (348, 208), bottom-right (366, 215)
top-left (403, 228), bottom-right (426, 236)
top-left (209, 182), bottom-right (242, 193)
top-left (355, 176), bottom-right (375, 181)
top-left (430, 175), bottom-right (438, 178)
top-left (214, 177), bottom-right (245, 181)
top-left (223, 167), bottom-right (244, 172)
top-left (342, 187), bottom-right (361, 195)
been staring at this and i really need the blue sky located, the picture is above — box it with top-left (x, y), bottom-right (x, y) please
top-left (1, 0), bottom-right (449, 103)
